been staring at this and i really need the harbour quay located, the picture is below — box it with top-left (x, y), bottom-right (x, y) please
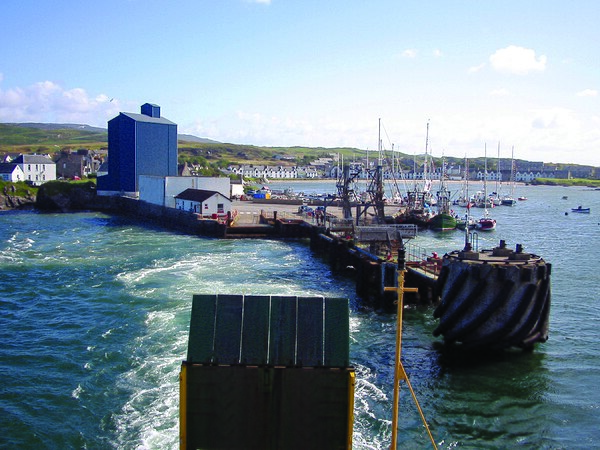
top-left (90, 195), bottom-right (438, 310)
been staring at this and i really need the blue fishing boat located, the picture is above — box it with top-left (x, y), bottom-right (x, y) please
top-left (571, 206), bottom-right (590, 213)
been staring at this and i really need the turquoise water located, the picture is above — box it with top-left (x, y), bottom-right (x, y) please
top-left (1, 183), bottom-right (599, 449)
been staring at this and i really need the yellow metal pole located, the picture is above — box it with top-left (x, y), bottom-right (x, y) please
top-left (179, 363), bottom-right (187, 450)
top-left (386, 269), bottom-right (418, 449)
top-left (347, 370), bottom-right (356, 449)
top-left (385, 243), bottom-right (436, 449)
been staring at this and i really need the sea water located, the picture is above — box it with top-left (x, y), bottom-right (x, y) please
top-left (0, 183), bottom-right (599, 449)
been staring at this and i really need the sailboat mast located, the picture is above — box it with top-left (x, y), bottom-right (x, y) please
top-left (378, 118), bottom-right (382, 166)
top-left (510, 146), bottom-right (515, 197)
top-left (496, 141), bottom-right (501, 196)
top-left (484, 143), bottom-right (488, 213)
top-left (424, 120), bottom-right (429, 187)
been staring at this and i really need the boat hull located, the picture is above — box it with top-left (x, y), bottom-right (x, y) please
top-left (427, 213), bottom-right (457, 231)
top-left (476, 218), bottom-right (496, 231)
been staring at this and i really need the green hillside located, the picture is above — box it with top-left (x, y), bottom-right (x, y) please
top-left (0, 123), bottom-right (108, 146)
top-left (1, 122), bottom-right (595, 175)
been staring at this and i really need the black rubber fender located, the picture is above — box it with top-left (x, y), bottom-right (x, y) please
top-left (433, 268), bottom-right (470, 319)
top-left (445, 279), bottom-right (516, 343)
top-left (433, 277), bottom-right (487, 338)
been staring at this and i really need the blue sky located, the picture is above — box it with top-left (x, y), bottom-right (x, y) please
top-left (1, 0), bottom-right (598, 165)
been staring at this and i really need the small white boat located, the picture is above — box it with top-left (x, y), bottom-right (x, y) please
top-left (456, 215), bottom-right (477, 230)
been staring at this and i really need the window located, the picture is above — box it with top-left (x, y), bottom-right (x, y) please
top-left (217, 203), bottom-right (224, 213)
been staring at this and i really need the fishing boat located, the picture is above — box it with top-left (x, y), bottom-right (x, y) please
top-left (501, 147), bottom-right (517, 205)
top-left (428, 209), bottom-right (457, 231)
top-left (428, 157), bottom-right (457, 231)
top-left (571, 206), bottom-right (590, 213)
top-left (394, 121), bottom-right (436, 228)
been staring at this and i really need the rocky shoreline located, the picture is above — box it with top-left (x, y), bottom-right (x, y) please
top-left (0, 190), bottom-right (36, 211)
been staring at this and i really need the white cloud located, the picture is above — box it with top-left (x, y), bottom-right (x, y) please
top-left (433, 49), bottom-right (442, 58)
top-left (490, 88), bottom-right (510, 97)
top-left (576, 89), bottom-right (598, 97)
top-left (401, 49), bottom-right (418, 58)
top-left (530, 107), bottom-right (577, 130)
top-left (468, 63), bottom-right (486, 73)
top-left (0, 80), bottom-right (121, 126)
top-left (489, 45), bottom-right (547, 75)
top-left (244, 0), bottom-right (271, 4)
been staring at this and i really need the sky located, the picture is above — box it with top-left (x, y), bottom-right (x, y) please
top-left (1, 0), bottom-right (599, 166)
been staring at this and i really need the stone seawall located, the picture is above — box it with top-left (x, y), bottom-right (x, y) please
top-left (90, 196), bottom-right (227, 237)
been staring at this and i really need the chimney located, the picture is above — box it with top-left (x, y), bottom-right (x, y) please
top-left (141, 103), bottom-right (161, 118)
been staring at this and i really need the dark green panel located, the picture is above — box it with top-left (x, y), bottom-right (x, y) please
top-left (324, 297), bottom-right (350, 367)
top-left (214, 294), bottom-right (243, 364)
top-left (296, 296), bottom-right (324, 366)
top-left (183, 365), bottom-right (353, 450)
top-left (276, 368), bottom-right (352, 450)
top-left (187, 294), bottom-right (217, 363)
top-left (240, 295), bottom-right (271, 365)
top-left (184, 365), bottom-right (270, 449)
top-left (269, 296), bottom-right (297, 366)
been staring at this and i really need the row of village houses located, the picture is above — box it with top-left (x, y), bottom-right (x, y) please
top-left (4, 103), bottom-right (597, 224)
top-left (223, 162), bottom-right (597, 183)
top-left (0, 150), bottom-right (102, 185)
top-left (1, 151), bottom-right (597, 187)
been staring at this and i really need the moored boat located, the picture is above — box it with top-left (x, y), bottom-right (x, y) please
top-left (456, 214), bottom-right (476, 230)
top-left (476, 214), bottom-right (496, 231)
top-left (428, 212), bottom-right (457, 231)
top-left (476, 145), bottom-right (496, 231)
top-left (571, 206), bottom-right (590, 213)
top-left (428, 157), bottom-right (457, 231)
top-left (501, 196), bottom-right (517, 206)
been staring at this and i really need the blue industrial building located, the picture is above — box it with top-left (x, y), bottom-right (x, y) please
top-left (97, 103), bottom-right (178, 196)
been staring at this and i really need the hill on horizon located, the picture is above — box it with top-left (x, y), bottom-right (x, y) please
top-left (1, 122), bottom-right (219, 145)
top-left (0, 122), bottom-right (595, 172)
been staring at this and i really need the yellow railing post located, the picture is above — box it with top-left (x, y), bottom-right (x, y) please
top-left (384, 245), bottom-right (437, 449)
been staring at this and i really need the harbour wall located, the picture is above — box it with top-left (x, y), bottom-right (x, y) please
top-left (88, 196), bottom-right (437, 310)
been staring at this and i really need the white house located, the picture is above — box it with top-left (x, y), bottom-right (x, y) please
top-left (139, 175), bottom-right (231, 208)
top-left (13, 154), bottom-right (56, 185)
top-left (174, 188), bottom-right (231, 217)
top-left (230, 179), bottom-right (245, 198)
top-left (0, 163), bottom-right (25, 182)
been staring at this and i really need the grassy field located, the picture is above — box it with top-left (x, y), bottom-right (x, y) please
top-left (0, 180), bottom-right (38, 197)
top-left (533, 177), bottom-right (600, 187)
